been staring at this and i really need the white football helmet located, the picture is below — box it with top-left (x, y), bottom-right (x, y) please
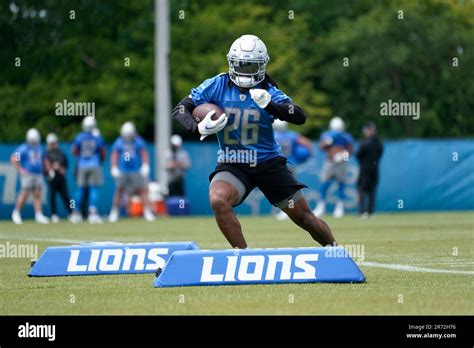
top-left (46, 132), bottom-right (58, 145)
top-left (329, 117), bottom-right (345, 132)
top-left (120, 122), bottom-right (136, 139)
top-left (227, 34), bottom-right (270, 88)
top-left (170, 134), bottom-right (183, 147)
top-left (82, 116), bottom-right (96, 132)
top-left (26, 128), bottom-right (40, 144)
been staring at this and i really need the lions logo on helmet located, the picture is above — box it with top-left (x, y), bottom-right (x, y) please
top-left (227, 34), bottom-right (270, 88)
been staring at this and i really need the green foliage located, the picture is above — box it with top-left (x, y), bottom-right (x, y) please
top-left (0, 0), bottom-right (472, 141)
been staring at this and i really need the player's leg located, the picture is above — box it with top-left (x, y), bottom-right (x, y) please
top-left (71, 168), bottom-right (86, 223)
top-left (15, 189), bottom-right (29, 212)
top-left (12, 188), bottom-right (29, 224)
top-left (281, 194), bottom-right (337, 246)
top-left (108, 186), bottom-right (123, 222)
top-left (58, 176), bottom-right (72, 215)
top-left (258, 157), bottom-right (336, 246)
top-left (87, 167), bottom-right (103, 223)
top-left (209, 172), bottom-right (246, 248)
top-left (49, 179), bottom-right (57, 218)
top-left (138, 187), bottom-right (155, 221)
top-left (314, 160), bottom-right (333, 217)
top-left (32, 185), bottom-right (49, 223)
top-left (333, 162), bottom-right (348, 218)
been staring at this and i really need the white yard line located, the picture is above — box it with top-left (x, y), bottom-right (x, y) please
top-left (0, 235), bottom-right (87, 244)
top-left (360, 261), bottom-right (474, 275)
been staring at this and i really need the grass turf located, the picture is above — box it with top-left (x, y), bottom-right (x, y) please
top-left (0, 212), bottom-right (472, 315)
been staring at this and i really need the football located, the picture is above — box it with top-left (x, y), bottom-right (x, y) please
top-left (192, 103), bottom-right (224, 123)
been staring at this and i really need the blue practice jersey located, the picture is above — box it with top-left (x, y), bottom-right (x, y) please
top-left (191, 74), bottom-right (291, 164)
top-left (274, 130), bottom-right (311, 165)
top-left (320, 130), bottom-right (353, 150)
top-left (72, 131), bottom-right (105, 169)
top-left (112, 136), bottom-right (146, 173)
top-left (13, 143), bottom-right (45, 174)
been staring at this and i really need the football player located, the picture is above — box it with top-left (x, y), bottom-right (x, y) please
top-left (172, 34), bottom-right (336, 248)
top-left (10, 128), bottom-right (51, 224)
top-left (313, 117), bottom-right (353, 218)
top-left (108, 121), bottom-right (154, 222)
top-left (70, 116), bottom-right (106, 224)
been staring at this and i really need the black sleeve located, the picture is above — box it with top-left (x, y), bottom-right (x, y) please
top-left (171, 96), bottom-right (199, 133)
top-left (264, 101), bottom-right (306, 125)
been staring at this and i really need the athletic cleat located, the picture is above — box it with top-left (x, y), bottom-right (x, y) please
top-left (108, 208), bottom-right (119, 223)
top-left (35, 213), bottom-right (50, 224)
top-left (51, 214), bottom-right (60, 223)
top-left (88, 213), bottom-right (103, 224)
top-left (144, 208), bottom-right (155, 222)
top-left (69, 212), bottom-right (83, 224)
top-left (313, 201), bottom-right (326, 217)
top-left (333, 201), bottom-right (345, 218)
top-left (12, 210), bottom-right (22, 224)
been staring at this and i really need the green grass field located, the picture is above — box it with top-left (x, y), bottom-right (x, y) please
top-left (0, 212), bottom-right (473, 315)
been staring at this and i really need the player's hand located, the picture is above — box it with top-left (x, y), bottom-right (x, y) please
top-left (111, 166), bottom-right (121, 178)
top-left (140, 163), bottom-right (150, 178)
top-left (333, 151), bottom-right (349, 163)
top-left (198, 110), bottom-right (228, 141)
top-left (249, 88), bottom-right (271, 108)
top-left (48, 169), bottom-right (56, 180)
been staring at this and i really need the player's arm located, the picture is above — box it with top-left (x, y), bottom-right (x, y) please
top-left (139, 147), bottom-right (150, 178)
top-left (110, 149), bottom-right (121, 178)
top-left (249, 88), bottom-right (306, 125)
top-left (171, 96), bottom-right (198, 133)
top-left (10, 151), bottom-right (27, 174)
top-left (265, 102), bottom-right (306, 125)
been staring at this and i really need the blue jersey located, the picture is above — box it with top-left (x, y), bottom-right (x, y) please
top-left (13, 143), bottom-right (45, 174)
top-left (72, 131), bottom-right (105, 169)
top-left (274, 130), bottom-right (311, 165)
top-left (320, 130), bottom-right (353, 150)
top-left (112, 136), bottom-right (146, 173)
top-left (191, 74), bottom-right (291, 164)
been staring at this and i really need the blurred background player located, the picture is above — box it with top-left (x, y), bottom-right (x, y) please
top-left (10, 128), bottom-right (50, 224)
top-left (164, 134), bottom-right (191, 197)
top-left (313, 116), bottom-right (353, 218)
top-left (70, 116), bottom-right (106, 224)
top-left (356, 122), bottom-right (384, 218)
top-left (45, 133), bottom-right (72, 223)
top-left (273, 119), bottom-right (312, 220)
top-left (108, 122), bottom-right (154, 222)
top-left (272, 120), bottom-right (312, 166)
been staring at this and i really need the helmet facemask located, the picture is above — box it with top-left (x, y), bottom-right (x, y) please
top-left (227, 56), bottom-right (269, 88)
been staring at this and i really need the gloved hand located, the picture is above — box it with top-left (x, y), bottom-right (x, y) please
top-left (198, 110), bottom-right (228, 141)
top-left (111, 166), bottom-right (121, 178)
top-left (140, 163), bottom-right (150, 178)
top-left (333, 151), bottom-right (349, 163)
top-left (48, 169), bottom-right (55, 180)
top-left (249, 88), bottom-right (271, 108)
